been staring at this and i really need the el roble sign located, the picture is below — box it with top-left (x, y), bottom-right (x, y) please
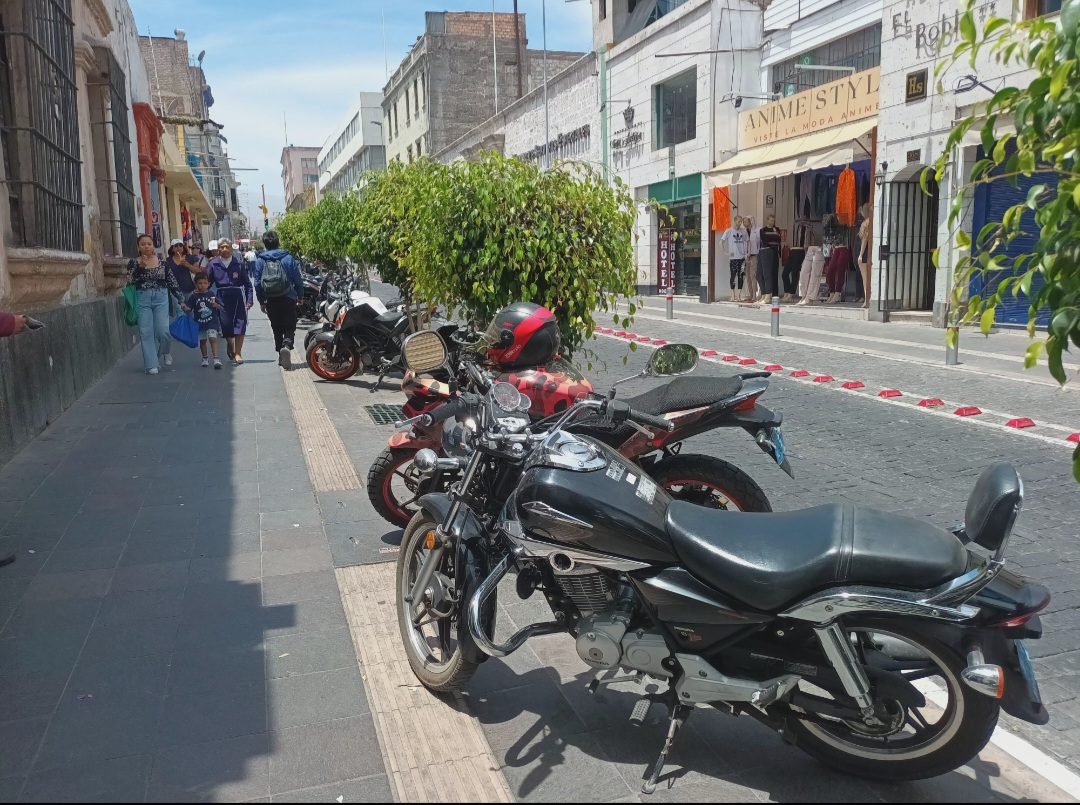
top-left (657, 228), bottom-right (676, 295)
top-left (738, 67), bottom-right (880, 149)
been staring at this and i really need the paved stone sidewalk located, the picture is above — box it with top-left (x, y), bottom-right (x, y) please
top-left (0, 318), bottom-right (389, 802)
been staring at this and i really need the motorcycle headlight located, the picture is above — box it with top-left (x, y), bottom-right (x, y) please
top-left (442, 415), bottom-right (478, 457)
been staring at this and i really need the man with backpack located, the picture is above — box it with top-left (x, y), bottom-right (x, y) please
top-left (254, 230), bottom-right (305, 369)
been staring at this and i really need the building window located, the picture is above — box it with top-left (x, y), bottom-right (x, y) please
top-left (414, 78), bottom-right (420, 116)
top-left (0, 0), bottom-right (83, 252)
top-left (771, 24), bottom-right (881, 96)
top-left (420, 73), bottom-right (426, 109)
top-left (230, 188), bottom-right (238, 212)
top-left (88, 48), bottom-right (138, 258)
top-left (1025, 0), bottom-right (1062, 16)
top-left (415, 137), bottom-right (422, 157)
top-left (600, 0), bottom-right (607, 20)
top-left (407, 145), bottom-right (414, 164)
top-left (655, 69), bottom-right (696, 149)
top-left (385, 112), bottom-right (392, 142)
top-left (405, 87), bottom-right (410, 124)
top-left (393, 102), bottom-right (399, 137)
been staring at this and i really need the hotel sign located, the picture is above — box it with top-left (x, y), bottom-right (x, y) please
top-left (738, 67), bottom-right (880, 149)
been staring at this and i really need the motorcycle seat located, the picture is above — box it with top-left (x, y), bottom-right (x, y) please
top-left (621, 375), bottom-right (744, 416)
top-left (375, 309), bottom-right (405, 329)
top-left (665, 502), bottom-right (969, 612)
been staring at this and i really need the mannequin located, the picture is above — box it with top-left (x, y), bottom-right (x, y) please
top-left (821, 214), bottom-right (847, 304)
top-left (720, 216), bottom-right (748, 301)
top-left (758, 214), bottom-right (781, 303)
top-left (857, 203), bottom-right (871, 306)
top-left (745, 217), bottom-right (760, 303)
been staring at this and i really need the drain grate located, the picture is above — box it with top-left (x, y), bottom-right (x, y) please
top-left (364, 403), bottom-right (403, 426)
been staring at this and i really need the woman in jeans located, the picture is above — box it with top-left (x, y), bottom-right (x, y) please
top-left (128, 234), bottom-right (186, 375)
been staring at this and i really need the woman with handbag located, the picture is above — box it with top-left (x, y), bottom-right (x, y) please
top-left (128, 234), bottom-right (187, 375)
top-left (206, 237), bottom-right (253, 364)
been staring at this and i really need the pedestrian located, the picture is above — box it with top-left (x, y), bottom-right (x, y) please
top-left (205, 237), bottom-right (253, 364)
top-left (254, 229), bottom-right (305, 370)
top-left (128, 233), bottom-right (187, 375)
top-left (206, 239), bottom-right (219, 262)
top-left (186, 273), bottom-right (224, 369)
top-left (166, 239), bottom-right (195, 318)
top-left (186, 242), bottom-right (208, 272)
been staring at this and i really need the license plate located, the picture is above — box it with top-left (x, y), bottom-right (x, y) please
top-left (1016, 641), bottom-right (1043, 703)
top-left (770, 427), bottom-right (786, 466)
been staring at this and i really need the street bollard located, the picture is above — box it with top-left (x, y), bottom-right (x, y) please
top-left (666, 291), bottom-right (674, 320)
top-left (771, 296), bottom-right (780, 337)
top-left (946, 326), bottom-right (960, 365)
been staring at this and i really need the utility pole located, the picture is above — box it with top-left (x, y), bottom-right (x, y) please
top-left (542, 0), bottom-right (549, 168)
top-left (512, 0), bottom-right (523, 100)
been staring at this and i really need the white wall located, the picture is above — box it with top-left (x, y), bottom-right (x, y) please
top-left (763, 0), bottom-right (883, 71)
top-left (319, 92), bottom-right (385, 194)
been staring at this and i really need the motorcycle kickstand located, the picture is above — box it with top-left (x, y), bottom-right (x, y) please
top-left (641, 702), bottom-right (693, 795)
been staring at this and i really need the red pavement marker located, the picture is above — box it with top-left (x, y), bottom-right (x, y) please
top-left (764, 364), bottom-right (783, 371)
top-left (739, 358), bottom-right (757, 365)
top-left (623, 333), bottom-right (637, 339)
top-left (614, 331), bottom-right (626, 337)
top-left (955, 406), bottom-right (982, 417)
top-left (878, 389), bottom-right (902, 398)
top-left (637, 336), bottom-right (652, 342)
top-left (790, 370), bottom-right (810, 377)
top-left (701, 350), bottom-right (719, 357)
top-left (919, 398), bottom-right (945, 407)
top-left (813, 375), bottom-right (834, 383)
top-left (842, 381), bottom-right (865, 389)
top-left (1068, 433), bottom-right (1080, 443)
top-left (1006, 418), bottom-right (1036, 429)
top-left (653, 339), bottom-right (668, 345)
top-left (722, 355), bottom-right (740, 362)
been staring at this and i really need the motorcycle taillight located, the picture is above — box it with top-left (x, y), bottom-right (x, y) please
top-left (735, 394), bottom-right (762, 411)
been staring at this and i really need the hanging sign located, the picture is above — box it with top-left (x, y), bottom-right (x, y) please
top-left (657, 228), bottom-right (677, 295)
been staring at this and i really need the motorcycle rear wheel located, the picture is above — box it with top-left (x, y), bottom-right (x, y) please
top-left (306, 341), bottom-right (359, 381)
top-left (396, 514), bottom-right (478, 692)
top-left (649, 454), bottom-right (772, 512)
top-left (784, 625), bottom-right (999, 781)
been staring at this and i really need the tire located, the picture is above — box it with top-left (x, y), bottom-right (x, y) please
top-left (785, 625), bottom-right (999, 781)
top-left (367, 447), bottom-right (423, 528)
top-left (396, 513), bottom-right (479, 692)
top-left (306, 340), bottom-right (359, 381)
top-left (649, 454), bottom-right (772, 512)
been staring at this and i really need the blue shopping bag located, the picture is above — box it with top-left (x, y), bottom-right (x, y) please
top-left (169, 313), bottom-right (200, 349)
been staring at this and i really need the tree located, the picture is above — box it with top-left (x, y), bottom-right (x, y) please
top-left (932, 0), bottom-right (1080, 482)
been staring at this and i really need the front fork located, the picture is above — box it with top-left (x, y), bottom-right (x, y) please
top-left (405, 448), bottom-right (484, 613)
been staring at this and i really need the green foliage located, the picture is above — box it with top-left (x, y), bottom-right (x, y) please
top-left (932, 0), bottom-right (1080, 481)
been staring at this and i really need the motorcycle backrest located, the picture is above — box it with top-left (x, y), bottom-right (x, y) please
top-left (964, 462), bottom-right (1023, 554)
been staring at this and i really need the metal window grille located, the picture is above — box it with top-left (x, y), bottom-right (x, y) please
top-left (89, 49), bottom-right (137, 258)
top-left (0, 0), bottom-right (83, 252)
top-left (771, 24), bottom-right (882, 97)
top-left (877, 177), bottom-right (939, 314)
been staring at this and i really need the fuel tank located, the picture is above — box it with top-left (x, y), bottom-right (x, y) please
top-left (513, 439), bottom-right (677, 564)
top-left (497, 358), bottom-right (594, 418)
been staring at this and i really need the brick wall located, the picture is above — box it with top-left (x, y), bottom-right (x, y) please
top-left (444, 12), bottom-right (525, 40)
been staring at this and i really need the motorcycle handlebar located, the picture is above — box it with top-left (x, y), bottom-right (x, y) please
top-left (421, 394), bottom-right (479, 426)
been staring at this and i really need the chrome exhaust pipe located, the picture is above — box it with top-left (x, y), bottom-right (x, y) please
top-left (961, 646), bottom-right (1004, 699)
top-left (467, 555), bottom-right (564, 658)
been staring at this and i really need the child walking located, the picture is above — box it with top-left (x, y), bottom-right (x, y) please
top-left (187, 274), bottom-right (223, 369)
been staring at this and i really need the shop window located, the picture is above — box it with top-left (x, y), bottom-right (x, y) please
top-left (1025, 0), bottom-right (1062, 17)
top-left (654, 69), bottom-right (696, 149)
top-left (771, 23), bottom-right (881, 97)
top-left (0, 0), bottom-right (83, 252)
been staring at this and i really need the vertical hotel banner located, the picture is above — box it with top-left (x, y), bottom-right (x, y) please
top-left (739, 67), bottom-right (880, 149)
top-left (657, 228), bottom-right (676, 294)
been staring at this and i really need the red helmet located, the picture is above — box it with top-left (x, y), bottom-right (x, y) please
top-left (483, 302), bottom-right (561, 369)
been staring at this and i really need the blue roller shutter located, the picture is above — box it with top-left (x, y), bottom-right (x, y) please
top-left (969, 148), bottom-right (1052, 327)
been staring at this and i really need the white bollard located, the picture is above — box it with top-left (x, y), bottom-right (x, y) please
top-left (771, 296), bottom-right (780, 337)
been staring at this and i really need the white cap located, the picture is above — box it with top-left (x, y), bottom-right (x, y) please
top-left (207, 240), bottom-right (219, 250)
top-left (169, 238), bottom-right (184, 249)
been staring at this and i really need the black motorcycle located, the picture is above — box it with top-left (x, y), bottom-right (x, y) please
top-left (390, 334), bottom-right (1049, 792)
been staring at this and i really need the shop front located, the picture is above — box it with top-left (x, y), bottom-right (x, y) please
top-left (706, 68), bottom-right (879, 313)
top-left (648, 173), bottom-right (703, 297)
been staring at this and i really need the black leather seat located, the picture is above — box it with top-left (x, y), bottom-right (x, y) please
top-left (665, 502), bottom-right (969, 612)
top-left (622, 375), bottom-right (744, 416)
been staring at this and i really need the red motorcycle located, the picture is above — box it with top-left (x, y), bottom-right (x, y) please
top-left (367, 304), bottom-right (792, 528)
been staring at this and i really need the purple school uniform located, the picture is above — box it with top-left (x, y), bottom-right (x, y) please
top-left (205, 256), bottom-right (252, 336)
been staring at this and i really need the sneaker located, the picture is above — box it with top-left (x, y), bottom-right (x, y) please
top-left (201, 358), bottom-right (209, 367)
top-left (164, 354), bottom-right (173, 366)
top-left (147, 367), bottom-right (159, 375)
top-left (214, 358), bottom-right (222, 370)
top-left (278, 346), bottom-right (292, 370)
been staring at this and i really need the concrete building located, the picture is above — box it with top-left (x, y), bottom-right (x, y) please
top-left (140, 29), bottom-right (239, 240)
top-left (383, 11), bottom-right (583, 166)
top-left (600, 0), bottom-right (763, 299)
top-left (317, 93), bottom-right (386, 197)
top-left (281, 146), bottom-right (321, 211)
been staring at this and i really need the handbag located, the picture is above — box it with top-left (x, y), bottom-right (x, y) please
top-left (121, 284), bottom-right (139, 327)
top-left (169, 313), bottom-right (200, 349)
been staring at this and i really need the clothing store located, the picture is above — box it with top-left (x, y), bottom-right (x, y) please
top-left (706, 67), bottom-right (879, 310)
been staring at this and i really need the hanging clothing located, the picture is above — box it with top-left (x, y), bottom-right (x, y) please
top-left (711, 187), bottom-right (731, 232)
top-left (826, 245), bottom-right (852, 294)
top-left (836, 167), bottom-right (857, 226)
top-left (798, 174), bottom-right (813, 220)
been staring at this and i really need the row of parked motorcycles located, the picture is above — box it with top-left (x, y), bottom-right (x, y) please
top-left (303, 293), bottom-right (1051, 794)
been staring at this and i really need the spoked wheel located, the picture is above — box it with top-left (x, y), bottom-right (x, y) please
top-left (367, 447), bottom-right (426, 528)
top-left (395, 514), bottom-right (478, 692)
top-left (784, 625), bottom-right (999, 781)
top-left (306, 341), bottom-right (359, 381)
top-left (650, 455), bottom-right (772, 512)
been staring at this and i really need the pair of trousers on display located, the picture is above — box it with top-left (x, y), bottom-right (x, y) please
top-left (799, 247), bottom-right (825, 300)
top-left (826, 246), bottom-right (852, 294)
top-left (728, 259), bottom-right (745, 290)
top-left (783, 248), bottom-right (805, 295)
top-left (756, 248), bottom-right (780, 296)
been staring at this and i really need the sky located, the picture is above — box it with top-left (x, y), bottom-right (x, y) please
top-left (129, 0), bottom-right (593, 222)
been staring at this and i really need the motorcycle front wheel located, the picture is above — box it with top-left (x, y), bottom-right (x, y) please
top-left (367, 447), bottom-right (429, 528)
top-left (306, 341), bottom-right (359, 381)
top-left (784, 625), bottom-right (999, 781)
top-left (396, 514), bottom-right (478, 692)
top-left (650, 454), bottom-right (772, 512)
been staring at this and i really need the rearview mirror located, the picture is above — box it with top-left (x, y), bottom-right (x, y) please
top-left (400, 331), bottom-right (448, 374)
top-left (645, 343), bottom-right (698, 377)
